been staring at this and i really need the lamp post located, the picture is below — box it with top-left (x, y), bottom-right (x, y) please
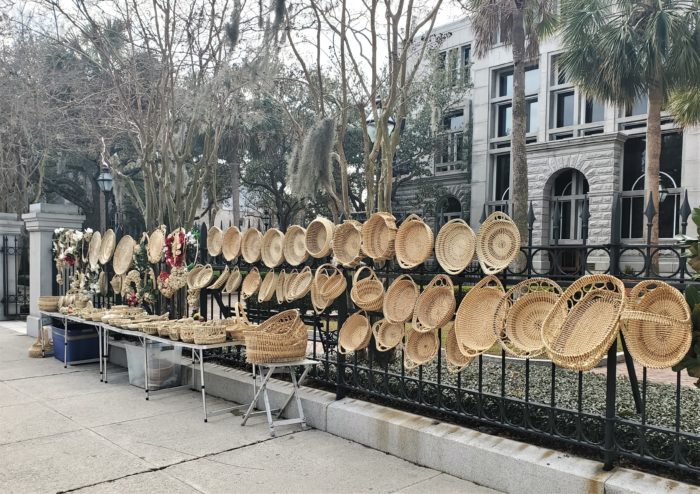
top-left (366, 97), bottom-right (396, 212)
top-left (96, 166), bottom-right (114, 233)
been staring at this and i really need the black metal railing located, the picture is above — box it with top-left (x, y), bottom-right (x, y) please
top-left (1, 234), bottom-right (29, 319)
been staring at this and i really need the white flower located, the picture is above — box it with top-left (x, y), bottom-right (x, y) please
top-left (74, 231), bottom-right (83, 241)
top-left (54, 228), bottom-right (64, 234)
top-left (85, 228), bottom-right (93, 234)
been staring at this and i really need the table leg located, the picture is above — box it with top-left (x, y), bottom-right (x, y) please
top-left (40, 318), bottom-right (46, 358)
top-left (262, 379), bottom-right (275, 436)
top-left (103, 328), bottom-right (109, 383)
top-left (144, 338), bottom-right (150, 401)
top-left (199, 349), bottom-right (208, 422)
top-left (98, 325), bottom-right (103, 382)
top-left (63, 317), bottom-right (68, 368)
top-left (276, 366), bottom-right (311, 419)
top-left (241, 367), bottom-right (274, 426)
top-left (288, 366), bottom-right (306, 430)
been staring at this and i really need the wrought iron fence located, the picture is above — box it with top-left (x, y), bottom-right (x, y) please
top-left (1, 234), bottom-right (29, 319)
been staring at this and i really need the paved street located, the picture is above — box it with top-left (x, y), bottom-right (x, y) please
top-left (0, 323), bottom-right (496, 493)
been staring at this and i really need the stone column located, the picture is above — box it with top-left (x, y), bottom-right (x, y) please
top-left (0, 213), bottom-right (24, 320)
top-left (23, 203), bottom-right (85, 337)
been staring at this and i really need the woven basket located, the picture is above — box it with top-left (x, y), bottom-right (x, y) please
top-left (542, 274), bottom-right (626, 371)
top-left (454, 275), bottom-right (505, 357)
top-left (306, 217), bottom-right (335, 258)
top-left (620, 280), bottom-right (692, 369)
top-left (113, 235), bottom-right (135, 275)
top-left (262, 228), bottom-right (285, 268)
top-left (412, 274), bottom-right (456, 333)
top-left (98, 271), bottom-right (108, 296)
top-left (179, 323), bottom-right (198, 343)
top-left (350, 266), bottom-right (384, 312)
top-left (316, 263), bottom-right (346, 300)
top-left (99, 229), bottom-right (116, 265)
top-left (435, 219), bottom-right (475, 275)
top-left (395, 214), bottom-right (433, 269)
top-left (493, 278), bottom-right (562, 358)
top-left (188, 264), bottom-right (214, 290)
top-left (338, 311), bottom-right (371, 354)
top-left (311, 270), bottom-right (331, 314)
top-left (241, 267), bottom-right (262, 299)
top-left (332, 220), bottom-right (364, 267)
top-left (258, 270), bottom-right (277, 303)
top-left (361, 212), bottom-right (397, 262)
top-left (444, 323), bottom-right (474, 373)
top-left (477, 212), bottom-right (521, 275)
top-left (224, 303), bottom-right (256, 341)
top-left (209, 266), bottom-right (230, 290)
top-left (222, 226), bottom-right (242, 261)
top-left (372, 319), bottom-right (404, 352)
top-left (383, 275), bottom-right (419, 324)
top-left (222, 267), bottom-right (242, 294)
top-left (276, 270), bottom-right (287, 304)
top-left (283, 225), bottom-right (308, 266)
top-left (194, 322), bottom-right (227, 345)
top-left (88, 231), bottom-right (102, 269)
top-left (241, 228), bottom-right (263, 264)
top-left (207, 226), bottom-right (224, 257)
top-left (285, 266), bottom-right (313, 301)
top-left (244, 309), bottom-right (307, 364)
top-left (38, 296), bottom-right (60, 312)
top-left (148, 228), bottom-right (165, 264)
top-left (404, 328), bottom-right (439, 370)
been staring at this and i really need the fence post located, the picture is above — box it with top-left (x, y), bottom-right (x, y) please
top-left (335, 273), bottom-right (350, 401)
top-left (609, 192), bottom-right (621, 277)
top-left (603, 342), bottom-right (618, 470)
top-left (0, 214), bottom-right (24, 320)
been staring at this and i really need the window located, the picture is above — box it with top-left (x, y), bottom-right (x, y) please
top-left (525, 68), bottom-right (540, 94)
top-left (554, 91), bottom-right (575, 128)
top-left (626, 96), bottom-right (648, 117)
top-left (443, 110), bottom-right (465, 131)
top-left (527, 100), bottom-right (538, 133)
top-left (493, 154), bottom-right (510, 201)
top-left (438, 44), bottom-right (471, 85)
top-left (492, 65), bottom-right (539, 141)
top-left (585, 99), bottom-right (604, 123)
top-left (437, 196), bottom-right (463, 228)
top-left (497, 104), bottom-right (512, 137)
top-left (435, 109), bottom-right (466, 173)
top-left (499, 71), bottom-right (513, 97)
top-left (550, 54), bottom-right (569, 86)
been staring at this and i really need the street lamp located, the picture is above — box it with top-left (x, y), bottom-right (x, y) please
top-left (366, 97), bottom-right (396, 144)
top-left (96, 166), bottom-right (114, 233)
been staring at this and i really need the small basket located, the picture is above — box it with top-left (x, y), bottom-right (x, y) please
top-left (258, 270), bottom-right (277, 303)
top-left (412, 274), bottom-right (456, 333)
top-left (147, 228), bottom-right (165, 264)
top-left (620, 280), bottom-right (692, 369)
top-left (338, 311), bottom-right (371, 354)
top-left (276, 270), bottom-right (287, 304)
top-left (208, 266), bottom-right (230, 290)
top-left (454, 275), bottom-right (505, 357)
top-left (113, 235), bottom-right (135, 275)
top-left (332, 220), bottom-right (364, 267)
top-left (99, 229), bottom-right (116, 265)
top-left (311, 270), bottom-right (331, 314)
top-left (316, 263), bottom-right (346, 300)
top-left (188, 264), bottom-right (214, 290)
top-left (305, 217), bottom-right (335, 258)
top-left (477, 212), bottom-right (521, 275)
top-left (222, 267), bottom-right (242, 294)
top-left (241, 267), bottom-right (262, 299)
top-left (207, 226), bottom-right (224, 257)
top-left (372, 319), bottom-right (404, 352)
top-left (283, 225), bottom-right (308, 266)
top-left (383, 275), bottom-right (419, 324)
top-left (194, 322), bottom-right (227, 345)
top-left (179, 323), bottom-right (198, 343)
top-left (404, 328), bottom-right (439, 370)
top-left (350, 266), bottom-right (384, 312)
top-left (244, 309), bottom-right (307, 364)
top-left (395, 214), bottom-right (433, 269)
top-left (241, 228), bottom-right (263, 264)
top-left (222, 226), bottom-right (242, 261)
top-left (435, 219), bottom-right (475, 275)
top-left (361, 212), bottom-right (397, 262)
top-left (261, 228), bottom-right (285, 268)
top-left (444, 323), bottom-right (474, 374)
top-left (285, 266), bottom-right (313, 301)
top-left (88, 231), bottom-right (102, 269)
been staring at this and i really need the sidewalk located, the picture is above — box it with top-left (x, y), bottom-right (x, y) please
top-left (0, 323), bottom-right (496, 493)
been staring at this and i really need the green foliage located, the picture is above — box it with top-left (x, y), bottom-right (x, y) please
top-left (672, 285), bottom-right (700, 387)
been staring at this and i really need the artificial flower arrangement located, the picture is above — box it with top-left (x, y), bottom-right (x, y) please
top-left (53, 228), bottom-right (82, 284)
top-left (160, 228), bottom-right (189, 298)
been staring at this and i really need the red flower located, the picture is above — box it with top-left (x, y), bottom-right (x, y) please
top-left (159, 271), bottom-right (170, 283)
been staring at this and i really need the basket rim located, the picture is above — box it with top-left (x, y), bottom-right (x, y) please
top-left (435, 218), bottom-right (476, 275)
top-left (476, 211), bottom-right (521, 275)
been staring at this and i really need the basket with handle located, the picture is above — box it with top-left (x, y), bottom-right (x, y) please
top-left (435, 219), bottom-right (475, 275)
top-left (395, 214), bottom-right (433, 269)
top-left (383, 274), bottom-right (419, 324)
top-left (258, 270), bottom-right (277, 303)
top-left (444, 323), bottom-right (474, 373)
top-left (285, 266), bottom-right (313, 302)
top-left (305, 217), bottom-right (335, 258)
top-left (316, 263), bottom-right (347, 300)
top-left (241, 228), bottom-right (263, 264)
top-left (194, 321), bottom-right (227, 345)
top-left (412, 274), bottom-right (456, 333)
top-left (241, 267), bottom-right (262, 299)
top-left (620, 280), bottom-right (692, 369)
top-left (476, 211), bottom-right (521, 275)
top-left (179, 322), bottom-right (198, 343)
top-left (166, 318), bottom-right (193, 341)
top-left (244, 309), bottom-right (307, 363)
top-left (372, 319), bottom-right (404, 352)
top-left (261, 228), bottom-right (285, 268)
top-left (283, 225), bottom-right (308, 266)
top-left (338, 311), bottom-right (371, 354)
top-left (276, 270), bottom-right (287, 304)
top-left (222, 267), bottom-right (242, 294)
top-left (332, 220), bottom-right (364, 267)
top-left (454, 275), bottom-right (505, 357)
top-left (224, 303), bottom-right (256, 341)
top-left (311, 270), bottom-right (330, 314)
top-left (208, 266), bottom-right (230, 290)
top-left (404, 328), bottom-right (439, 370)
top-left (222, 226), bottom-right (242, 261)
top-left (350, 266), bottom-right (384, 312)
top-left (361, 212), bottom-right (397, 262)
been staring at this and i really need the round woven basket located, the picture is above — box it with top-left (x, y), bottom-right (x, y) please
top-left (113, 235), bottom-right (136, 275)
top-left (332, 220), bottom-right (363, 267)
top-left (315, 263), bottom-right (346, 300)
top-left (395, 214), bottom-right (433, 269)
top-left (444, 323), bottom-right (474, 373)
top-left (285, 266), bottom-right (313, 302)
top-left (541, 274), bottom-right (626, 371)
top-left (454, 275), bottom-right (505, 357)
top-left (477, 212), bottom-right (521, 275)
top-left (350, 266), bottom-right (384, 312)
top-left (88, 231), bottom-right (102, 269)
top-left (99, 229), bottom-right (116, 265)
top-left (404, 329), bottom-right (439, 370)
top-left (311, 270), bottom-right (331, 314)
top-left (283, 225), bottom-right (308, 266)
top-left (258, 270), bottom-right (277, 303)
top-left (383, 275), bottom-right (419, 324)
top-left (435, 219), bottom-right (475, 275)
top-left (222, 226), bottom-right (242, 261)
top-left (98, 271), bottom-right (108, 296)
top-left (38, 295), bottom-right (61, 312)
top-left (244, 309), bottom-right (307, 364)
top-left (241, 267), bottom-right (262, 299)
top-left (194, 322), bottom-right (227, 345)
top-left (261, 228), bottom-right (285, 268)
top-left (276, 270), bottom-right (287, 304)
top-left (338, 311), bottom-right (371, 354)
top-left (493, 278), bottom-right (562, 358)
top-left (191, 264), bottom-right (214, 290)
top-left (620, 280), bottom-right (692, 369)
top-left (147, 228), bottom-right (165, 264)
top-left (412, 274), bottom-right (456, 332)
top-left (222, 267), bottom-right (242, 294)
top-left (208, 266), bottom-right (230, 290)
top-left (187, 265), bottom-right (204, 289)
top-left (372, 319), bottom-right (404, 352)
top-left (241, 228), bottom-right (263, 264)
top-left (361, 212), bottom-right (397, 262)
top-left (207, 226), bottom-right (224, 257)
top-left (305, 217), bottom-right (335, 258)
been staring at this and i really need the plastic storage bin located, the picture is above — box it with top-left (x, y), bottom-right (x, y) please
top-left (124, 341), bottom-right (182, 390)
top-left (52, 324), bottom-right (100, 365)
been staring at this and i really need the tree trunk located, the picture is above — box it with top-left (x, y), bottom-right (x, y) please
top-left (645, 81), bottom-right (663, 248)
top-left (510, 3), bottom-right (528, 240)
top-left (232, 161), bottom-right (241, 229)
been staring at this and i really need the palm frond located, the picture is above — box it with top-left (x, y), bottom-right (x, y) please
top-left (668, 87), bottom-right (700, 127)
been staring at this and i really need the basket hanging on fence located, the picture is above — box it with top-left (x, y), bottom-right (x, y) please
top-left (454, 275), bottom-right (505, 357)
top-left (332, 220), bottom-right (364, 267)
top-left (241, 228), bottom-right (263, 264)
top-left (88, 231), bottom-right (102, 269)
top-left (350, 266), bottom-right (384, 312)
top-left (315, 263), bottom-right (346, 300)
top-left (207, 226), bottom-right (223, 257)
top-left (258, 270), bottom-right (277, 303)
top-left (194, 321), bottom-right (227, 345)
top-left (338, 311), bottom-right (371, 354)
top-left (222, 267), bottom-right (242, 294)
top-left (112, 235), bottom-right (136, 275)
top-left (244, 309), bottom-right (307, 363)
top-left (99, 229), bottom-right (116, 265)
top-left (222, 226), bottom-right (242, 261)
top-left (305, 217), bottom-right (335, 258)
top-left (361, 212), bottom-right (397, 262)
top-left (395, 214), bottom-right (433, 269)
top-left (188, 264), bottom-right (214, 290)
top-left (493, 278), bottom-right (562, 358)
top-left (285, 266), bottom-right (313, 302)
top-left (412, 274), bottom-right (456, 333)
top-left (404, 328), bottom-right (439, 370)
top-left (541, 274), bottom-right (626, 371)
top-left (435, 219), bottom-right (475, 275)
top-left (372, 319), bottom-right (404, 352)
top-left (283, 225), bottom-right (308, 266)
top-left (311, 269), bottom-right (330, 314)
top-left (444, 323), bottom-right (474, 373)
top-left (147, 227), bottom-right (165, 264)
top-left (383, 274), bottom-right (419, 324)
top-left (224, 303), bottom-right (256, 341)
top-left (208, 266), bottom-right (230, 290)
top-left (262, 228), bottom-right (285, 268)
top-left (476, 212), bottom-right (521, 275)
top-left (620, 280), bottom-right (692, 369)
top-left (241, 267), bottom-right (262, 299)
top-left (276, 270), bottom-right (287, 304)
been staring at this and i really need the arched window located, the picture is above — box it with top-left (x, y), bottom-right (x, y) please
top-left (548, 169), bottom-right (589, 243)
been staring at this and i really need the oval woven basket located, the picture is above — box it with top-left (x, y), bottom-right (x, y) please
top-left (99, 229), bottom-right (116, 265)
top-left (194, 322), bottom-right (227, 345)
top-left (350, 266), bottom-right (384, 312)
top-left (338, 311), bottom-right (371, 354)
top-left (224, 303), bottom-right (256, 341)
top-left (477, 212), bottom-right (521, 275)
top-left (222, 226), bottom-right (242, 261)
top-left (285, 266), bottom-right (313, 302)
top-left (332, 220), bottom-right (364, 267)
top-left (244, 309), bottom-right (307, 364)
top-left (383, 274), bottom-right (419, 324)
top-left (283, 225), bottom-right (308, 266)
top-left (493, 278), bottom-right (562, 358)
top-left (412, 274), bottom-right (456, 332)
top-left (222, 267), bottom-right (242, 294)
top-left (395, 214), bottom-right (433, 269)
top-left (241, 228), bottom-right (263, 264)
top-left (261, 228), bottom-right (285, 268)
top-left (258, 270), bottom-right (277, 303)
top-left (454, 275), bottom-right (505, 357)
top-left (241, 267), bottom-right (262, 299)
top-left (88, 231), bottom-right (102, 269)
top-left (404, 328), bottom-right (439, 370)
top-left (372, 319), bottom-right (404, 352)
top-left (276, 270), bottom-right (287, 304)
top-left (147, 228), bottom-right (165, 264)
top-left (305, 217), bottom-right (335, 258)
top-left (316, 263), bottom-right (346, 300)
top-left (208, 266), bottom-right (230, 290)
top-left (435, 219), bottom-right (475, 275)
top-left (113, 235), bottom-right (136, 275)
top-left (188, 264), bottom-right (214, 290)
top-left (311, 270), bottom-right (330, 314)
top-left (444, 323), bottom-right (474, 373)
top-left (620, 280), bottom-right (692, 369)
top-left (541, 274), bottom-right (626, 371)
top-left (207, 226), bottom-right (223, 257)
top-left (361, 212), bottom-right (397, 261)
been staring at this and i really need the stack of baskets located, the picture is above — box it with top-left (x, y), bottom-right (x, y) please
top-left (244, 309), bottom-right (307, 363)
top-left (38, 296), bottom-right (61, 312)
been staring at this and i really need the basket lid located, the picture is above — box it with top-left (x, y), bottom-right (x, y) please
top-left (99, 229), bottom-right (116, 265)
top-left (112, 235), bottom-right (136, 275)
top-left (222, 226), bottom-right (242, 261)
top-left (207, 226), bottom-right (224, 257)
top-left (88, 231), bottom-right (102, 269)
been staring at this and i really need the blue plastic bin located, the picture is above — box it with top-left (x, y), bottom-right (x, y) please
top-left (52, 324), bottom-right (100, 364)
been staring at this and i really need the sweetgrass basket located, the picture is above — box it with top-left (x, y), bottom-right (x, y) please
top-left (285, 266), bottom-right (313, 302)
top-left (435, 219), bottom-right (475, 275)
top-left (261, 228), bottom-right (285, 268)
top-left (316, 263), bottom-right (346, 300)
top-left (283, 225), bottom-right (308, 266)
top-left (338, 311), bottom-right (371, 354)
top-left (476, 212), bottom-right (520, 275)
top-left (412, 274), bottom-right (456, 333)
top-left (241, 267), bottom-right (262, 299)
top-left (194, 322), bottom-right (227, 345)
top-left (350, 266), bottom-right (384, 312)
top-left (372, 319), bottom-right (404, 352)
top-left (361, 212), bottom-right (397, 262)
top-left (395, 214), bottom-right (433, 269)
top-left (305, 217), bottom-right (335, 258)
top-left (332, 220), bottom-right (364, 267)
top-left (404, 328), bottom-right (439, 370)
top-left (258, 270), bottom-right (277, 303)
top-left (383, 274), bottom-right (419, 324)
top-left (241, 228), bottom-right (263, 264)
top-left (444, 323), bottom-right (474, 374)
top-left (454, 275), bottom-right (505, 357)
top-left (244, 309), bottom-right (307, 364)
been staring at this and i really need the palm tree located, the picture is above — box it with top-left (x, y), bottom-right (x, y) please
top-left (464, 0), bottom-right (558, 237)
top-left (669, 88), bottom-right (700, 128)
top-left (560, 0), bottom-right (700, 245)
